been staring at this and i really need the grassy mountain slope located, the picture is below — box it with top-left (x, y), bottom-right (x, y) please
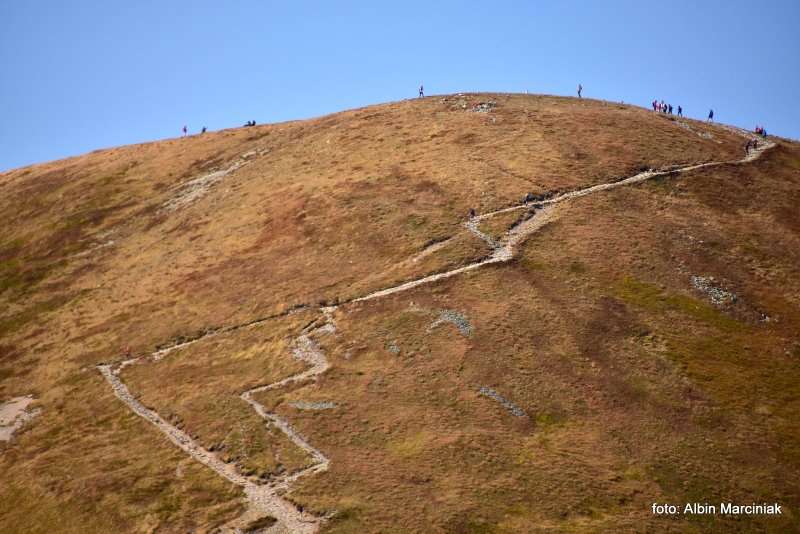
top-left (1, 94), bottom-right (798, 532)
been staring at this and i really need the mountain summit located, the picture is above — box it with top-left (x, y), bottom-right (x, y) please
top-left (1, 94), bottom-right (798, 532)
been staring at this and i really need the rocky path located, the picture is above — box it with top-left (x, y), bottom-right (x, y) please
top-left (98, 125), bottom-right (774, 532)
top-left (98, 316), bottom-right (330, 533)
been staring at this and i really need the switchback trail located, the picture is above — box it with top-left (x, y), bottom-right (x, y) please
top-left (98, 125), bottom-right (774, 532)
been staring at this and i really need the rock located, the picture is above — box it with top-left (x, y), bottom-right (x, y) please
top-left (429, 310), bottom-right (472, 336)
top-left (478, 387), bottom-right (526, 417)
top-left (289, 401), bottom-right (337, 411)
top-left (691, 275), bottom-right (737, 306)
top-left (471, 101), bottom-right (497, 113)
top-left (386, 340), bottom-right (400, 355)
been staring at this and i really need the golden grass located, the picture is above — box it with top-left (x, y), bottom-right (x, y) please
top-left (0, 94), bottom-right (797, 532)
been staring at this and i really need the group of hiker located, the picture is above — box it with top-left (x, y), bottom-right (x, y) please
top-left (745, 126), bottom-right (770, 153)
top-left (652, 99), bottom-right (682, 117)
top-left (652, 100), bottom-right (719, 124)
top-left (181, 120), bottom-right (257, 137)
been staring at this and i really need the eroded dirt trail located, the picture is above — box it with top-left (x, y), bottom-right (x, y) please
top-left (0, 395), bottom-right (40, 442)
top-left (97, 125), bottom-right (774, 532)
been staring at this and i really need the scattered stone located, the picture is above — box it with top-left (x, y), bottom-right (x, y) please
top-left (441, 94), bottom-right (471, 111)
top-left (386, 340), bottom-right (401, 355)
top-left (289, 401), bottom-right (337, 411)
top-left (691, 275), bottom-right (737, 306)
top-left (522, 192), bottom-right (553, 204)
top-left (478, 387), bottom-right (526, 418)
top-left (676, 120), bottom-right (715, 140)
top-left (471, 101), bottom-right (497, 113)
top-left (429, 310), bottom-right (472, 337)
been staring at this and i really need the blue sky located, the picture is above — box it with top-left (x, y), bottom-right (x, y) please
top-left (1, 0), bottom-right (798, 171)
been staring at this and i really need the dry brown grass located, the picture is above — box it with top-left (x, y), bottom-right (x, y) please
top-left (0, 94), bottom-right (797, 532)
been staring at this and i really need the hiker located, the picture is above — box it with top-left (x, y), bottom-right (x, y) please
top-left (251, 120), bottom-right (256, 126)
top-left (652, 99), bottom-right (657, 111)
top-left (182, 125), bottom-right (187, 137)
top-left (753, 138), bottom-right (758, 150)
top-left (419, 84), bottom-right (424, 98)
top-left (677, 105), bottom-right (682, 116)
top-left (201, 126), bottom-right (207, 134)
top-left (744, 139), bottom-right (751, 155)
top-left (468, 208), bottom-right (476, 219)
top-left (668, 104), bottom-right (673, 114)
top-left (577, 84), bottom-right (583, 98)
top-left (707, 109), bottom-right (714, 122)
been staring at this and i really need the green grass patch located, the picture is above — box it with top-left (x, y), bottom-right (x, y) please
top-left (386, 430), bottom-right (434, 458)
top-left (567, 260), bottom-right (586, 274)
top-left (614, 276), bottom-right (741, 332)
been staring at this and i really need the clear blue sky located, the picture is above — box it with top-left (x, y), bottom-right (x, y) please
top-left (1, 0), bottom-right (798, 171)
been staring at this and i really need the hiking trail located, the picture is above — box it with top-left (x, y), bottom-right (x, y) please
top-left (97, 124), bottom-right (774, 532)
